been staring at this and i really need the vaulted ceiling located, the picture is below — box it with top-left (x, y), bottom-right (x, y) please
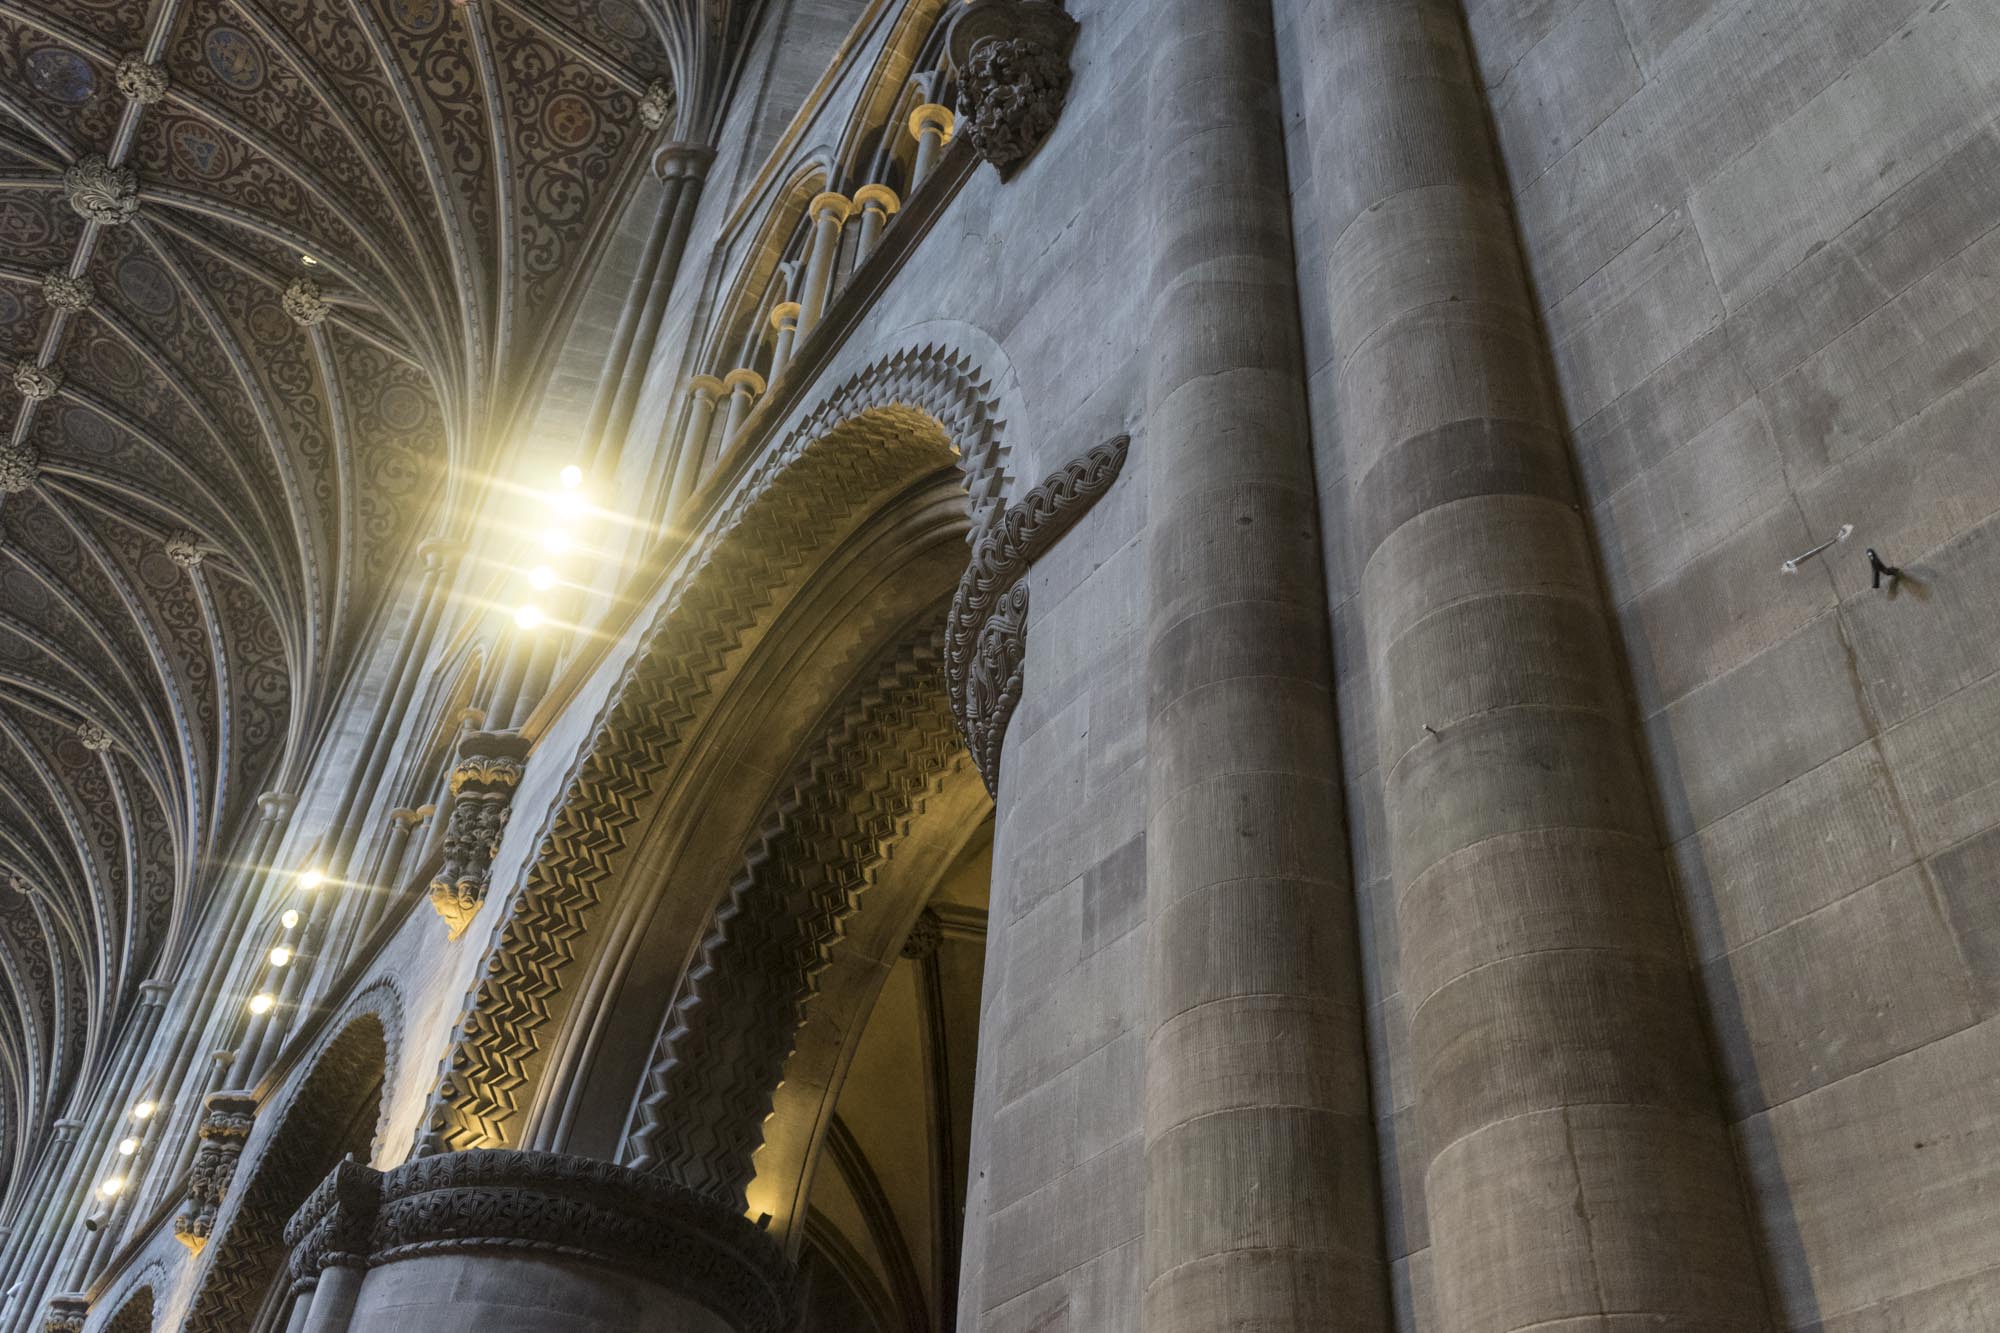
top-left (0, 0), bottom-right (681, 1181)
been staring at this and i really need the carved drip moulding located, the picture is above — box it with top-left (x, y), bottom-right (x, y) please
top-left (946, 434), bottom-right (1129, 792)
top-left (951, 0), bottom-right (1080, 177)
top-left (174, 1091), bottom-right (258, 1253)
top-left (286, 1150), bottom-right (798, 1333)
top-left (428, 730), bottom-right (531, 938)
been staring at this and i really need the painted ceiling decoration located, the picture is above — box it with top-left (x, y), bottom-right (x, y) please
top-left (0, 0), bottom-right (758, 1191)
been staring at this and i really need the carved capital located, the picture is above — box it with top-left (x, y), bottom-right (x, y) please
top-left (115, 58), bottom-right (169, 104)
top-left (165, 530), bottom-right (206, 568)
top-left (429, 731), bottom-right (531, 938)
top-left (282, 277), bottom-right (330, 327)
top-left (951, 1), bottom-right (1080, 177)
top-left (174, 1092), bottom-right (259, 1254)
top-left (64, 156), bottom-right (140, 225)
top-left (0, 441), bottom-right (41, 494)
top-left (946, 434), bottom-right (1127, 792)
top-left (13, 360), bottom-right (62, 401)
top-left (285, 1157), bottom-right (382, 1287)
top-left (76, 721), bottom-right (114, 753)
top-left (366, 1151), bottom-right (797, 1333)
top-left (41, 1296), bottom-right (87, 1333)
top-left (40, 271), bottom-right (94, 312)
top-left (900, 908), bottom-right (943, 961)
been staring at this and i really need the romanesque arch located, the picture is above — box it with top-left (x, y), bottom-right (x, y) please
top-left (414, 343), bottom-right (1015, 1160)
top-left (179, 986), bottom-right (399, 1333)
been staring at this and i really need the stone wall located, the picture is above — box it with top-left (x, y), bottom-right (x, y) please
top-left (1284, 1), bottom-right (2000, 1328)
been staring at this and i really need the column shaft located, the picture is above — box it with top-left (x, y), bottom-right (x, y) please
top-left (666, 377), bottom-right (724, 517)
top-left (1309, 2), bottom-right (1767, 1328)
top-left (794, 193), bottom-right (852, 337)
top-left (1141, 3), bottom-right (1389, 1331)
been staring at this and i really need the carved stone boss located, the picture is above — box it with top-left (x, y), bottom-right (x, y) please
top-left (428, 730), bottom-right (532, 939)
top-left (946, 434), bottom-right (1129, 792)
top-left (951, 0), bottom-right (1081, 177)
top-left (283, 1151), bottom-right (797, 1333)
top-left (175, 1092), bottom-right (259, 1253)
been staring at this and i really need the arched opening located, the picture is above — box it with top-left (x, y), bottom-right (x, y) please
top-left (180, 1011), bottom-right (390, 1333)
top-left (793, 818), bottom-right (990, 1333)
top-left (98, 1283), bottom-right (154, 1333)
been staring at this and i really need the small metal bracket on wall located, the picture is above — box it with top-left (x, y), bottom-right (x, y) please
top-left (1867, 548), bottom-right (1903, 590)
top-left (1781, 523), bottom-right (1853, 575)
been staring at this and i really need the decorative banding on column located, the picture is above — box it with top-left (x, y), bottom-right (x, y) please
top-left (1311, 2), bottom-right (1770, 1329)
top-left (352, 1151), bottom-right (796, 1333)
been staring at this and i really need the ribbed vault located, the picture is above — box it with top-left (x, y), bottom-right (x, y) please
top-left (0, 0), bottom-right (754, 1202)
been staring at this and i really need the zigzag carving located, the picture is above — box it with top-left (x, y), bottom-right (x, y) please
top-left (415, 346), bottom-right (1010, 1157)
top-left (946, 434), bottom-right (1129, 790)
top-left (621, 623), bottom-right (969, 1208)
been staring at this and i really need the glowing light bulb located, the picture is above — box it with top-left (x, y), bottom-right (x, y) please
top-left (559, 465), bottom-right (583, 489)
top-left (528, 565), bottom-right (557, 591)
top-left (298, 868), bottom-right (326, 891)
top-left (269, 945), bottom-right (293, 967)
top-left (540, 528), bottom-right (571, 554)
top-left (131, 1100), bottom-right (156, 1120)
top-left (117, 1137), bottom-right (139, 1157)
top-left (100, 1176), bottom-right (126, 1197)
top-left (514, 605), bottom-right (545, 630)
top-left (281, 909), bottom-right (300, 930)
top-left (248, 992), bottom-right (275, 1015)
top-left (552, 490), bottom-right (585, 519)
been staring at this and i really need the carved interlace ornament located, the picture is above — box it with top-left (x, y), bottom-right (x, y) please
top-left (281, 278), bottom-right (330, 327)
top-left (115, 58), bottom-right (169, 104)
top-left (429, 731), bottom-right (531, 939)
top-left (166, 531), bottom-right (206, 569)
top-left (284, 1152), bottom-right (797, 1333)
top-left (0, 442), bottom-right (40, 494)
top-left (13, 361), bottom-right (62, 401)
top-left (76, 722), bottom-right (114, 753)
top-left (40, 271), bottom-right (94, 312)
top-left (174, 1092), bottom-right (258, 1254)
top-left (64, 156), bottom-right (140, 225)
top-left (638, 80), bottom-right (674, 131)
top-left (952, 0), bottom-right (1080, 176)
top-left (41, 1297), bottom-right (87, 1333)
top-left (946, 434), bottom-right (1129, 792)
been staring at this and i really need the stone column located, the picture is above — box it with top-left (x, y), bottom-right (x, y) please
top-left (583, 143), bottom-right (716, 471)
top-left (851, 184), bottom-right (900, 263)
top-left (766, 303), bottom-right (802, 383)
top-left (907, 104), bottom-right (955, 192)
top-left (794, 191), bottom-right (853, 338)
top-left (1141, 3), bottom-right (1388, 1331)
top-left (718, 368), bottom-right (765, 450)
top-left (1307, 2), bottom-right (1768, 1329)
top-left (0, 1120), bottom-right (82, 1330)
top-left (323, 1151), bottom-right (794, 1333)
top-left (667, 374), bottom-right (725, 516)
